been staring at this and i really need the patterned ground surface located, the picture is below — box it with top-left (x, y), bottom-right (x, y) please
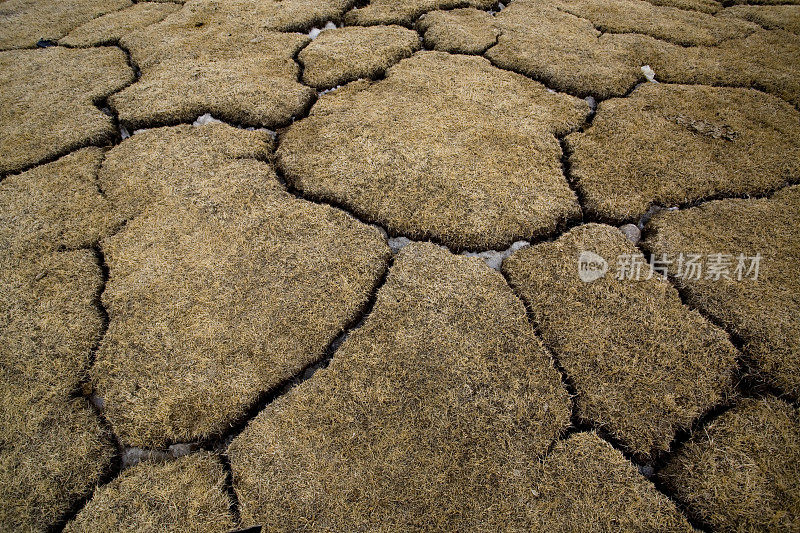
top-left (1, 0), bottom-right (799, 531)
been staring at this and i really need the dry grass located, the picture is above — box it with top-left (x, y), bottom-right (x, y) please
top-left (0, 148), bottom-right (123, 256)
top-left (278, 51), bottom-right (589, 250)
top-left (299, 25), bottom-right (420, 89)
top-left (719, 5), bottom-right (800, 34)
top-left (417, 8), bottom-right (500, 54)
top-left (566, 83), bottom-right (800, 223)
top-left (529, 432), bottom-right (693, 531)
top-left (0, 46), bottom-right (133, 174)
top-left (60, 2), bottom-right (180, 47)
top-left (658, 397), bottom-right (800, 531)
top-left (651, 29), bottom-right (800, 107)
top-left (502, 223), bottom-right (739, 460)
top-left (229, 242), bottom-right (570, 530)
top-left (0, 250), bottom-right (115, 532)
top-left (0, 395), bottom-right (116, 533)
top-left (94, 135), bottom-right (390, 445)
top-left (344, 0), bottom-right (495, 27)
top-left (484, 0), bottom-right (659, 98)
top-left (0, 250), bottom-right (103, 406)
top-left (99, 123), bottom-right (275, 220)
top-left (643, 186), bottom-right (800, 398)
top-left (552, 0), bottom-right (758, 46)
top-left (109, 6), bottom-right (314, 129)
top-left (640, 0), bottom-right (721, 14)
top-left (0, 0), bottom-right (130, 50)
top-left (65, 454), bottom-right (234, 532)
top-left (430, 0), bottom-right (800, 105)
top-left (182, 0), bottom-right (356, 32)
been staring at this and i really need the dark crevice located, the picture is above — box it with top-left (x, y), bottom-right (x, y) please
top-left (88, 245), bottom-right (110, 368)
top-left (218, 453), bottom-right (242, 527)
top-left (191, 254), bottom-right (394, 453)
top-left (49, 396), bottom-right (125, 533)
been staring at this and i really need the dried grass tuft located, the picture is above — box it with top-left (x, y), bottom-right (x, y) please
top-left (503, 223), bottom-right (739, 459)
top-left (229, 242), bottom-right (570, 529)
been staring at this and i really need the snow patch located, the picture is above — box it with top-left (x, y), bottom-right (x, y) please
top-left (488, 2), bottom-right (506, 14)
top-left (193, 113), bottom-right (224, 127)
top-left (388, 236), bottom-right (413, 253)
top-left (584, 96), bottom-right (597, 111)
top-left (318, 85), bottom-right (342, 97)
top-left (119, 126), bottom-right (131, 140)
top-left (640, 65), bottom-right (658, 83)
top-left (463, 240), bottom-right (529, 271)
top-left (308, 21), bottom-right (337, 39)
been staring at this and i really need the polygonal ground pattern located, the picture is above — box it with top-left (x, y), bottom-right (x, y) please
top-left (229, 242), bottom-right (570, 529)
top-left (2, 0), bottom-right (800, 530)
top-left (59, 2), bottom-right (181, 47)
top-left (344, 0), bottom-right (495, 27)
top-left (643, 186), bottom-right (800, 397)
top-left (0, 0), bottom-right (130, 50)
top-left (278, 51), bottom-right (589, 250)
top-left (427, 0), bottom-right (800, 104)
top-left (566, 83), bottom-right (800, 222)
top-left (110, 7), bottom-right (314, 129)
top-left (182, 0), bottom-right (355, 32)
top-left (64, 454), bottom-right (234, 532)
top-left (0, 46), bottom-right (133, 174)
top-left (0, 251), bottom-right (115, 532)
top-left (94, 126), bottom-right (390, 447)
top-left (658, 398), bottom-right (800, 531)
top-left (299, 25), bottom-right (420, 89)
top-left (530, 432), bottom-right (692, 531)
top-left (0, 148), bottom-right (122, 256)
top-left (503, 224), bottom-right (739, 460)
top-left (720, 4), bottom-right (800, 34)
top-left (551, 0), bottom-right (759, 46)
top-left (417, 8), bottom-right (500, 54)
top-left (98, 123), bottom-right (275, 220)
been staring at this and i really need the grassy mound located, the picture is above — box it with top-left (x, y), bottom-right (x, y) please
top-left (417, 8), bottom-right (500, 54)
top-left (65, 454), bottom-right (233, 532)
top-left (658, 397), bottom-right (800, 531)
top-left (566, 83), bottom-right (800, 222)
top-left (643, 186), bottom-right (800, 397)
top-left (503, 223), bottom-right (738, 460)
top-left (94, 160), bottom-right (390, 446)
top-left (109, 8), bottom-right (313, 129)
top-left (0, 47), bottom-right (133, 174)
top-left (0, 0), bottom-right (129, 50)
top-left (529, 432), bottom-right (692, 531)
top-left (99, 123), bottom-right (275, 219)
top-left (299, 25), bottom-right (420, 89)
top-left (60, 2), bottom-right (179, 47)
top-left (1, 251), bottom-right (115, 531)
top-left (229, 242), bottom-right (569, 529)
top-left (278, 51), bottom-right (589, 250)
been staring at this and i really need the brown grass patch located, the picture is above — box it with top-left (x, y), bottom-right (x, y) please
top-left (110, 7), bottom-right (313, 129)
top-left (229, 242), bottom-right (569, 529)
top-left (658, 397), bottom-right (800, 531)
top-left (299, 25), bottom-right (420, 89)
top-left (0, 47), bottom-right (133, 174)
top-left (65, 454), bottom-right (234, 532)
top-left (278, 51), bottom-right (589, 250)
top-left (566, 83), bottom-right (800, 223)
top-left (643, 186), bottom-right (800, 397)
top-left (94, 160), bottom-right (390, 446)
top-left (502, 223), bottom-right (739, 459)
top-left (60, 2), bottom-right (180, 47)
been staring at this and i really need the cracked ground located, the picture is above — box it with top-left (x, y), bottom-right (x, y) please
top-left (0, 0), bottom-right (799, 531)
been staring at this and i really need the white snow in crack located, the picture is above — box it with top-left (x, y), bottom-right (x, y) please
top-left (463, 240), bottom-right (530, 270)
